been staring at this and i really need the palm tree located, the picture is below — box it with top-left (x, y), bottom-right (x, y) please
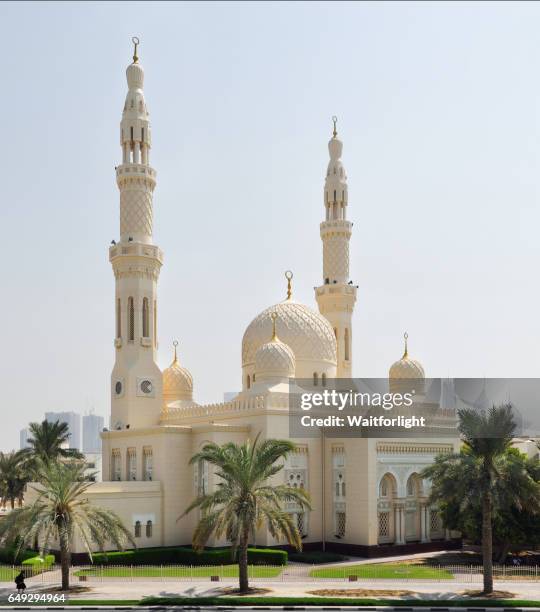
top-left (183, 435), bottom-right (311, 593)
top-left (25, 420), bottom-right (83, 464)
top-left (0, 451), bottom-right (30, 509)
top-left (422, 404), bottom-right (538, 594)
top-left (0, 460), bottom-right (134, 591)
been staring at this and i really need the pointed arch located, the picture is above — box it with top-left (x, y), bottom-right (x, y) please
top-left (142, 297), bottom-right (149, 338)
top-left (116, 298), bottom-right (121, 339)
top-left (128, 297), bottom-right (134, 341)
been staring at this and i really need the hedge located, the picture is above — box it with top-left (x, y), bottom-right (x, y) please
top-left (288, 550), bottom-right (348, 564)
top-left (91, 546), bottom-right (287, 566)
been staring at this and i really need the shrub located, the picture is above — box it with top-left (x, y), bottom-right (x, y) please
top-left (91, 546), bottom-right (287, 566)
top-left (21, 555), bottom-right (55, 567)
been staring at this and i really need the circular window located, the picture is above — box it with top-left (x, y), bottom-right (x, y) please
top-left (140, 380), bottom-right (153, 394)
top-left (115, 381), bottom-right (122, 395)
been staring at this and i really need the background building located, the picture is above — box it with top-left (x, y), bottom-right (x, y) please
top-left (45, 411), bottom-right (81, 450)
top-left (19, 428), bottom-right (30, 450)
top-left (83, 414), bottom-right (104, 453)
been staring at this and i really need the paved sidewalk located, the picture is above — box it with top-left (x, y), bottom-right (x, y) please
top-left (2, 578), bottom-right (540, 601)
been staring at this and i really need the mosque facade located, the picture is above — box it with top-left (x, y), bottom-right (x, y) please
top-left (69, 43), bottom-right (461, 556)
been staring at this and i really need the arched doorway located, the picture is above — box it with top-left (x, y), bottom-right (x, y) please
top-left (377, 473), bottom-right (397, 544)
top-left (404, 473), bottom-right (422, 542)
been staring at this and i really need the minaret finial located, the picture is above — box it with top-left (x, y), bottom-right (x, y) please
top-left (332, 115), bottom-right (338, 138)
top-left (132, 36), bottom-right (140, 64)
top-left (270, 312), bottom-right (278, 341)
top-left (402, 332), bottom-right (408, 359)
top-left (285, 270), bottom-right (293, 300)
top-left (172, 339), bottom-right (179, 363)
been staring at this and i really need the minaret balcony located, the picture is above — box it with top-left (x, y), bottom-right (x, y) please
top-left (315, 284), bottom-right (357, 297)
top-left (116, 163), bottom-right (156, 179)
top-left (109, 242), bottom-right (163, 264)
top-left (320, 219), bottom-right (352, 238)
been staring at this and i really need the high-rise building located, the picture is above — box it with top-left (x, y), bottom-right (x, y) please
top-left (82, 414), bottom-right (104, 453)
top-left (19, 428), bottom-right (30, 450)
top-left (44, 411), bottom-right (81, 450)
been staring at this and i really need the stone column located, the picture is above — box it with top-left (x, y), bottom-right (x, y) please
top-left (395, 504), bottom-right (405, 544)
top-left (424, 506), bottom-right (431, 542)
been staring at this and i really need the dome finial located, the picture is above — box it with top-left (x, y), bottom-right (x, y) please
top-left (172, 339), bottom-right (179, 364)
top-left (332, 115), bottom-right (338, 138)
top-left (402, 332), bottom-right (408, 359)
top-left (270, 312), bottom-right (278, 341)
top-left (132, 36), bottom-right (140, 64)
top-left (285, 270), bottom-right (293, 300)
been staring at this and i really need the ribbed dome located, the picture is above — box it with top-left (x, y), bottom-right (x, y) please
top-left (126, 62), bottom-right (144, 90)
top-left (389, 334), bottom-right (425, 394)
top-left (242, 300), bottom-right (337, 368)
top-left (389, 357), bottom-right (425, 380)
top-left (163, 344), bottom-right (193, 403)
top-left (255, 337), bottom-right (295, 380)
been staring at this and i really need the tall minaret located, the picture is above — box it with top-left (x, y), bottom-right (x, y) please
top-left (315, 117), bottom-right (357, 378)
top-left (109, 38), bottom-right (163, 429)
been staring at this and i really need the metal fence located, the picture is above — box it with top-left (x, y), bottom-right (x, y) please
top-left (1, 563), bottom-right (539, 585)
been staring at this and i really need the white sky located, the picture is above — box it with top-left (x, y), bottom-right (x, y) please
top-left (1, 1), bottom-right (539, 451)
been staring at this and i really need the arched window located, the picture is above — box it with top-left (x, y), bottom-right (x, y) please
top-left (322, 373), bottom-right (327, 387)
top-left (116, 298), bottom-right (121, 339)
top-left (344, 328), bottom-right (350, 361)
top-left (146, 520), bottom-right (152, 538)
top-left (406, 474), bottom-right (420, 497)
top-left (153, 300), bottom-right (157, 347)
top-left (128, 297), bottom-right (134, 341)
top-left (313, 372), bottom-right (318, 386)
top-left (247, 375), bottom-right (251, 389)
top-left (134, 521), bottom-right (141, 538)
top-left (142, 298), bottom-right (149, 338)
top-left (379, 473), bottom-right (397, 498)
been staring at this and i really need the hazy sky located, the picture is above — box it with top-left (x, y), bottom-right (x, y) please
top-left (1, 1), bottom-right (540, 451)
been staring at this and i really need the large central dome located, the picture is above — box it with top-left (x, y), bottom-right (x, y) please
top-left (242, 300), bottom-right (337, 371)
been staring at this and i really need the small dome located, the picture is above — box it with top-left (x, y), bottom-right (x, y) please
top-left (254, 314), bottom-right (296, 382)
top-left (389, 333), bottom-right (425, 394)
top-left (163, 342), bottom-right (193, 403)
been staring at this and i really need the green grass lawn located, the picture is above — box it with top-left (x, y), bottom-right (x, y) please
top-left (0, 564), bottom-right (16, 581)
top-left (310, 563), bottom-right (454, 580)
top-left (75, 564), bottom-right (282, 578)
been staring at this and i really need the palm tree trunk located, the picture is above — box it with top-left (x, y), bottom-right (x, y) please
top-left (238, 531), bottom-right (249, 593)
top-left (482, 491), bottom-right (493, 594)
top-left (59, 528), bottom-right (71, 591)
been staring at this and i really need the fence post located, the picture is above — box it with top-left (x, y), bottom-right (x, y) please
top-left (160, 564), bottom-right (163, 582)
top-left (130, 564), bottom-right (133, 582)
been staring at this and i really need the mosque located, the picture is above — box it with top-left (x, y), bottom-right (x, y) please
top-left (69, 41), bottom-right (461, 556)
